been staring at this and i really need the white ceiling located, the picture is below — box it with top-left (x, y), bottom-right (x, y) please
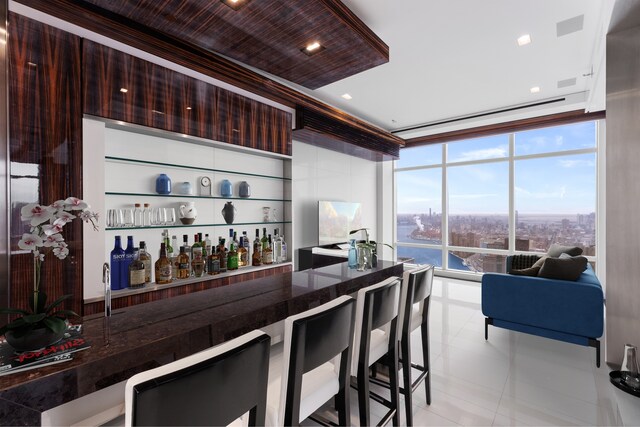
top-left (293, 0), bottom-right (611, 136)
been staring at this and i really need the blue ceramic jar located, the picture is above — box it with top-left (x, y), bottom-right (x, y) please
top-left (220, 179), bottom-right (232, 197)
top-left (156, 174), bottom-right (171, 195)
top-left (239, 181), bottom-right (251, 198)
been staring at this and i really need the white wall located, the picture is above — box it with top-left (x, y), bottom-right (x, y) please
top-left (291, 140), bottom-right (380, 268)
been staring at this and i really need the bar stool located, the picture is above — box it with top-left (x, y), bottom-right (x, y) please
top-left (125, 330), bottom-right (271, 426)
top-left (265, 295), bottom-right (356, 426)
top-left (397, 264), bottom-right (435, 425)
top-left (351, 276), bottom-right (402, 426)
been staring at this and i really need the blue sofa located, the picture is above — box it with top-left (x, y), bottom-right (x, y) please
top-left (482, 259), bottom-right (604, 366)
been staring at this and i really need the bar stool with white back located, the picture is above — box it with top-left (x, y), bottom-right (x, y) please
top-left (351, 276), bottom-right (402, 426)
top-left (370, 265), bottom-right (434, 426)
top-left (265, 295), bottom-right (356, 426)
top-left (125, 329), bottom-right (271, 426)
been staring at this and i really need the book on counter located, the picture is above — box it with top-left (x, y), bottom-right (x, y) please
top-left (0, 325), bottom-right (91, 376)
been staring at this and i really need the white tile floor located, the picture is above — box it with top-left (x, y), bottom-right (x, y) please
top-left (307, 276), bottom-right (621, 426)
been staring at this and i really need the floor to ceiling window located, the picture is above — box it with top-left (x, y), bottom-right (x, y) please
top-left (395, 120), bottom-right (599, 274)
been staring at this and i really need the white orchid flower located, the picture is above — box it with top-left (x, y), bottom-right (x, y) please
top-left (18, 233), bottom-right (44, 251)
top-left (64, 197), bottom-right (89, 210)
top-left (53, 246), bottom-right (70, 259)
top-left (55, 210), bottom-right (76, 223)
top-left (43, 218), bottom-right (66, 236)
top-left (50, 200), bottom-right (66, 211)
top-left (21, 203), bottom-right (56, 226)
top-left (42, 233), bottom-right (64, 247)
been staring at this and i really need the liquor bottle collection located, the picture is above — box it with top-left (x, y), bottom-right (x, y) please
top-left (110, 228), bottom-right (287, 290)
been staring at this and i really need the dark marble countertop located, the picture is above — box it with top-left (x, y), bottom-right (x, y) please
top-left (0, 261), bottom-right (403, 425)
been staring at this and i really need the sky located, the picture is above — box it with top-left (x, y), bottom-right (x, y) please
top-left (396, 121), bottom-right (597, 215)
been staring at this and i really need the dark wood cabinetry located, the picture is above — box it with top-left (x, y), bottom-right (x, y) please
top-left (83, 41), bottom-right (292, 155)
top-left (8, 13), bottom-right (84, 316)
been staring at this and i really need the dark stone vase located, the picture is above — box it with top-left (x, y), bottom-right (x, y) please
top-left (5, 326), bottom-right (65, 352)
top-left (221, 201), bottom-right (237, 225)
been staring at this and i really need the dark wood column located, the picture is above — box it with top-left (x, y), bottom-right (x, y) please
top-left (0, 0), bottom-right (8, 323)
top-left (8, 13), bottom-right (83, 315)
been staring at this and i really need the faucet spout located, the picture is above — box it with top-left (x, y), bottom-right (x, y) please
top-left (103, 262), bottom-right (111, 317)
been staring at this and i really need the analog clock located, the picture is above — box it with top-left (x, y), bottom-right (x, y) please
top-left (199, 176), bottom-right (212, 196)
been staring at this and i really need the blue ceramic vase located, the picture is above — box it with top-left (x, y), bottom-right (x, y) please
top-left (220, 179), bottom-right (233, 197)
top-left (156, 174), bottom-right (172, 195)
top-left (239, 181), bottom-right (251, 198)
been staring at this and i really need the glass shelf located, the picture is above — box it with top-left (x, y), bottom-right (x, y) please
top-left (106, 156), bottom-right (292, 181)
top-left (105, 191), bottom-right (291, 202)
top-left (105, 221), bottom-right (292, 231)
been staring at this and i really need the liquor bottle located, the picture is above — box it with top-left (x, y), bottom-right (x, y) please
top-left (177, 246), bottom-right (191, 279)
top-left (348, 239), bottom-right (357, 269)
top-left (123, 236), bottom-right (135, 289)
top-left (233, 231), bottom-right (240, 252)
top-left (192, 234), bottom-right (199, 261)
top-left (273, 228), bottom-right (282, 264)
top-left (171, 235), bottom-right (179, 279)
top-left (218, 238), bottom-right (228, 273)
top-left (133, 203), bottom-right (143, 227)
top-left (242, 231), bottom-right (250, 261)
top-left (163, 229), bottom-right (173, 257)
top-left (279, 233), bottom-right (287, 263)
top-left (182, 234), bottom-right (191, 260)
top-left (228, 229), bottom-right (234, 252)
top-left (204, 234), bottom-right (212, 260)
top-left (139, 241), bottom-right (152, 283)
top-left (238, 237), bottom-right (248, 267)
top-left (198, 232), bottom-right (207, 261)
top-left (192, 236), bottom-right (204, 277)
top-left (110, 236), bottom-right (126, 290)
top-left (262, 235), bottom-right (274, 265)
top-left (155, 243), bottom-right (173, 284)
top-left (207, 245), bottom-right (220, 275)
top-left (128, 248), bottom-right (146, 288)
top-left (142, 203), bottom-right (151, 226)
top-left (227, 240), bottom-right (239, 271)
top-left (252, 229), bottom-right (262, 266)
top-left (261, 227), bottom-right (268, 253)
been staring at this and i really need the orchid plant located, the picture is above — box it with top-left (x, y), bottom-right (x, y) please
top-left (0, 197), bottom-right (98, 338)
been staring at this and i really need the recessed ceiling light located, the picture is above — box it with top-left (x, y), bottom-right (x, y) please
top-left (341, 93), bottom-right (352, 100)
top-left (517, 34), bottom-right (531, 46)
top-left (152, 109), bottom-right (165, 115)
top-left (27, 62), bottom-right (37, 67)
top-left (220, 0), bottom-right (249, 11)
top-left (186, 107), bottom-right (192, 110)
top-left (120, 88), bottom-right (128, 93)
top-left (301, 41), bottom-right (325, 56)
top-left (530, 86), bottom-right (540, 94)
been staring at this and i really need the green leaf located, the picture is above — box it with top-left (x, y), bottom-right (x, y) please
top-left (44, 294), bottom-right (72, 314)
top-left (29, 291), bottom-right (47, 314)
top-left (5, 317), bottom-right (27, 329)
top-left (22, 313), bottom-right (46, 324)
top-left (43, 317), bottom-right (66, 334)
top-left (50, 310), bottom-right (79, 319)
top-left (0, 307), bottom-right (31, 316)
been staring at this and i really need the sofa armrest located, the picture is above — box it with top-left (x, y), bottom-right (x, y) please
top-left (481, 273), bottom-right (604, 339)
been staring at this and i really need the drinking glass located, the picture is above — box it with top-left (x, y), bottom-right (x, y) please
top-left (165, 208), bottom-right (176, 225)
top-left (123, 208), bottom-right (134, 227)
top-left (106, 209), bottom-right (119, 228)
top-left (153, 207), bottom-right (166, 226)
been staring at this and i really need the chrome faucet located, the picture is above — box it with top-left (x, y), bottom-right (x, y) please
top-left (103, 262), bottom-right (111, 317)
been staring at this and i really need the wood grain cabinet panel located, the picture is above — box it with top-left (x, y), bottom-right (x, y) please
top-left (8, 13), bottom-right (84, 315)
top-left (83, 41), bottom-right (291, 155)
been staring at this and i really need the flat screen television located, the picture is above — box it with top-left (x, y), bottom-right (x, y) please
top-left (318, 201), bottom-right (362, 245)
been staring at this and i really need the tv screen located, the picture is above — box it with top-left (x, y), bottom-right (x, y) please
top-left (318, 201), bottom-right (362, 245)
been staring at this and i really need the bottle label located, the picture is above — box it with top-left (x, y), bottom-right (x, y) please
top-left (179, 262), bottom-right (190, 270)
top-left (262, 251), bottom-right (273, 264)
top-left (157, 265), bottom-right (172, 281)
top-left (129, 269), bottom-right (145, 287)
top-left (141, 259), bottom-right (151, 282)
top-left (193, 247), bottom-right (203, 261)
top-left (228, 255), bottom-right (238, 270)
top-left (208, 258), bottom-right (220, 274)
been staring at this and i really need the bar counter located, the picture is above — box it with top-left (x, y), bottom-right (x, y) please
top-left (0, 261), bottom-right (403, 425)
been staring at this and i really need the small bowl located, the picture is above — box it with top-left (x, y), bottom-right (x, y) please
top-left (180, 218), bottom-right (195, 225)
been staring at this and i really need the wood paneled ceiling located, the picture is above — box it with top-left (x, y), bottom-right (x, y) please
top-left (79, 0), bottom-right (389, 90)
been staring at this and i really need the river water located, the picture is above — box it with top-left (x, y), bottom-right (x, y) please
top-left (396, 224), bottom-right (469, 270)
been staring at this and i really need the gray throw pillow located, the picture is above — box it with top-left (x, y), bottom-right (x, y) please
top-left (538, 255), bottom-right (588, 281)
top-left (546, 243), bottom-right (583, 257)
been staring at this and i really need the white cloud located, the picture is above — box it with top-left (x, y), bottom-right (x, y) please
top-left (558, 159), bottom-right (594, 168)
top-left (454, 146), bottom-right (507, 162)
top-left (515, 185), bottom-right (567, 199)
top-left (450, 193), bottom-right (498, 199)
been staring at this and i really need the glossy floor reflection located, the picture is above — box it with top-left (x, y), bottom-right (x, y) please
top-left (305, 276), bottom-right (620, 426)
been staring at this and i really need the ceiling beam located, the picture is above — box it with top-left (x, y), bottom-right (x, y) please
top-left (15, 0), bottom-right (405, 148)
top-left (404, 110), bottom-right (605, 147)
